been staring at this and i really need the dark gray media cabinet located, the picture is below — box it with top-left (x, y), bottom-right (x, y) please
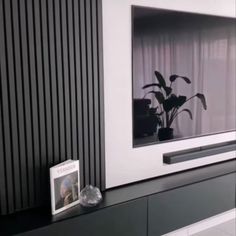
top-left (0, 160), bottom-right (235, 236)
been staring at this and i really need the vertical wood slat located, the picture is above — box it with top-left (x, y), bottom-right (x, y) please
top-left (73, 0), bottom-right (84, 188)
top-left (4, 0), bottom-right (22, 210)
top-left (0, 0), bottom-right (105, 215)
top-left (86, 0), bottom-right (96, 186)
top-left (12, 0), bottom-right (28, 208)
top-left (33, 0), bottom-right (47, 205)
top-left (0, 66), bottom-right (7, 214)
top-left (40, 0), bottom-right (53, 167)
top-left (54, 0), bottom-right (66, 162)
top-left (19, 0), bottom-right (35, 207)
top-left (26, 0), bottom-right (42, 204)
top-left (61, 0), bottom-right (72, 160)
top-left (79, 0), bottom-right (90, 185)
top-left (67, 0), bottom-right (77, 161)
top-left (47, 0), bottom-right (60, 165)
top-left (0, 0), bottom-right (15, 213)
top-left (40, 0), bottom-right (53, 202)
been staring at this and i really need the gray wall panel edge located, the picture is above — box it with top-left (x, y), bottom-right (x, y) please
top-left (97, 0), bottom-right (106, 191)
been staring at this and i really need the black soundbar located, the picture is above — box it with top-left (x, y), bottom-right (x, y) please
top-left (163, 141), bottom-right (236, 164)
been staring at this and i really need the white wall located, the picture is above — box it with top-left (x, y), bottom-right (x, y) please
top-left (102, 0), bottom-right (236, 188)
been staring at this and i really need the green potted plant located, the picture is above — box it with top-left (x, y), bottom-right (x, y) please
top-left (142, 71), bottom-right (207, 141)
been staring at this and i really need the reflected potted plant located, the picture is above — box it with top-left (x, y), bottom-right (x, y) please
top-left (133, 98), bottom-right (162, 138)
top-left (142, 71), bottom-right (207, 141)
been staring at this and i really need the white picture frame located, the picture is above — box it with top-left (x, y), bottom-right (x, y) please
top-left (50, 160), bottom-right (80, 215)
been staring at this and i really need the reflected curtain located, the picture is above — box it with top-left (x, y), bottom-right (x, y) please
top-left (133, 21), bottom-right (236, 137)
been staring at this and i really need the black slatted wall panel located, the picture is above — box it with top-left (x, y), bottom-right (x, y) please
top-left (0, 0), bottom-right (105, 215)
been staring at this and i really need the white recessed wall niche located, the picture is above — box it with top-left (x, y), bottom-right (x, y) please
top-left (102, 0), bottom-right (236, 188)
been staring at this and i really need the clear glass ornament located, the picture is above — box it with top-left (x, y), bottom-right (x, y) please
top-left (79, 185), bottom-right (102, 207)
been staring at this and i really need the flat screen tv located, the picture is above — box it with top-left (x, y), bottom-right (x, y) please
top-left (132, 6), bottom-right (236, 147)
top-left (102, 0), bottom-right (236, 189)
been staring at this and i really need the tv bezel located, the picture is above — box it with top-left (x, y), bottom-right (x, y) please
top-left (131, 6), bottom-right (236, 148)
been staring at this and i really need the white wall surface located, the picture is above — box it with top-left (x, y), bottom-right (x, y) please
top-left (102, 0), bottom-right (236, 188)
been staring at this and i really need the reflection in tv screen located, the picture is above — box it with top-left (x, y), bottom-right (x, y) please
top-left (132, 6), bottom-right (236, 146)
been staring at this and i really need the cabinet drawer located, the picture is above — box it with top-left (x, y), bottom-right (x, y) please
top-left (19, 198), bottom-right (147, 236)
top-left (148, 173), bottom-right (236, 236)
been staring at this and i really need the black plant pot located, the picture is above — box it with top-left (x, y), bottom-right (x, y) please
top-left (158, 127), bottom-right (174, 141)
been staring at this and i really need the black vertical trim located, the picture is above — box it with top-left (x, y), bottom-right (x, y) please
top-left (0, 0), bottom-right (105, 214)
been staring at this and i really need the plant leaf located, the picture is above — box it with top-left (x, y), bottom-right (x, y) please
top-left (163, 94), bottom-right (178, 112)
top-left (142, 83), bottom-right (161, 89)
top-left (155, 92), bottom-right (165, 104)
top-left (154, 71), bottom-right (166, 87)
top-left (182, 109), bottom-right (193, 120)
top-left (177, 96), bottom-right (187, 107)
top-left (196, 93), bottom-right (207, 110)
top-left (148, 91), bottom-right (165, 104)
top-left (163, 86), bottom-right (172, 96)
top-left (169, 74), bottom-right (191, 84)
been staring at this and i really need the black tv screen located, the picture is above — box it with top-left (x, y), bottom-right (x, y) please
top-left (132, 6), bottom-right (236, 146)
